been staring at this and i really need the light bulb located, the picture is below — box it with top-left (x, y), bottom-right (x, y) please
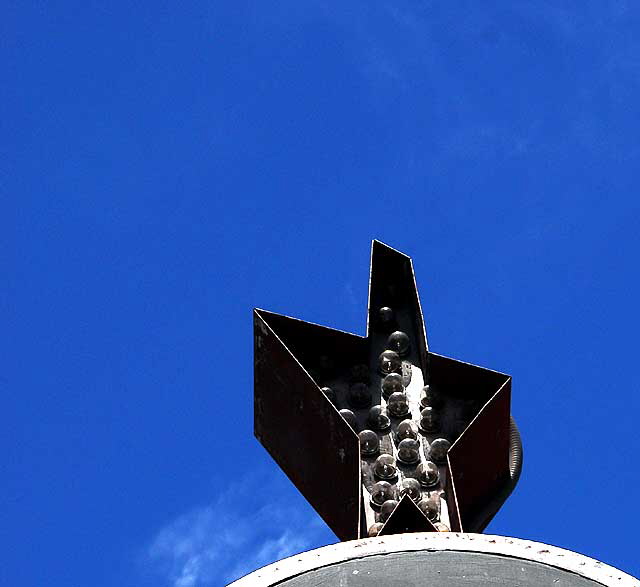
top-left (370, 480), bottom-right (395, 506)
top-left (379, 499), bottom-right (398, 522)
top-left (378, 350), bottom-right (401, 375)
top-left (399, 478), bottom-right (421, 502)
top-left (387, 392), bottom-right (410, 418)
top-left (368, 405), bottom-right (391, 431)
top-left (348, 382), bottom-right (372, 408)
top-left (429, 438), bottom-right (451, 464)
top-left (368, 522), bottom-right (385, 537)
top-left (338, 409), bottom-right (358, 432)
top-left (416, 461), bottom-right (439, 488)
top-left (373, 453), bottom-right (397, 480)
top-left (419, 406), bottom-right (440, 433)
top-left (418, 496), bottom-right (440, 522)
top-left (397, 438), bottom-right (420, 464)
top-left (419, 385), bottom-right (443, 409)
top-left (387, 331), bottom-right (410, 356)
top-left (358, 430), bottom-right (380, 456)
top-left (381, 373), bottom-right (404, 398)
top-left (395, 419), bottom-right (418, 442)
top-left (318, 354), bottom-right (334, 374)
top-left (348, 364), bottom-right (371, 384)
top-left (320, 386), bottom-right (336, 405)
top-left (378, 306), bottom-right (395, 329)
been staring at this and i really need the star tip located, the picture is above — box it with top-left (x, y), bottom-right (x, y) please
top-left (371, 239), bottom-right (412, 259)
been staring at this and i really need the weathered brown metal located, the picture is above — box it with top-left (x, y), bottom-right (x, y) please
top-left (254, 309), bottom-right (363, 541)
top-left (447, 377), bottom-right (511, 532)
top-left (253, 240), bottom-right (521, 540)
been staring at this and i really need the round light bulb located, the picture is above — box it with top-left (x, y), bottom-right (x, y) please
top-left (370, 480), bottom-right (395, 506)
top-left (416, 461), bottom-right (439, 488)
top-left (419, 406), bottom-right (440, 433)
top-left (381, 372), bottom-right (404, 397)
top-left (399, 478), bottom-right (422, 502)
top-left (378, 306), bottom-right (395, 329)
top-left (378, 350), bottom-right (401, 375)
top-left (348, 364), bottom-right (371, 384)
top-left (348, 382), bottom-right (372, 408)
top-left (379, 499), bottom-right (398, 522)
top-left (395, 419), bottom-right (418, 442)
top-left (368, 405), bottom-right (391, 431)
top-left (368, 522), bottom-right (385, 537)
top-left (387, 392), bottom-right (410, 418)
top-left (387, 331), bottom-right (410, 356)
top-left (373, 453), bottom-right (397, 480)
top-left (418, 496), bottom-right (440, 521)
top-left (358, 430), bottom-right (380, 456)
top-left (419, 385), bottom-right (443, 409)
top-left (397, 438), bottom-right (420, 464)
top-left (318, 354), bottom-right (334, 374)
top-left (338, 409), bottom-right (358, 432)
top-left (320, 386), bottom-right (336, 405)
top-left (429, 438), bottom-right (451, 464)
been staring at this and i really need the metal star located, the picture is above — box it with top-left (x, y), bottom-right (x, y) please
top-left (254, 241), bottom-right (521, 540)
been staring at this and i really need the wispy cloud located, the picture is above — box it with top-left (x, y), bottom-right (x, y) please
top-left (143, 474), bottom-right (332, 587)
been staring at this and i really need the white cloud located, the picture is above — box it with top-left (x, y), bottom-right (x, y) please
top-left (144, 475), bottom-right (332, 587)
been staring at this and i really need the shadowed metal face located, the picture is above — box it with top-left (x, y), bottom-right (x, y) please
top-left (254, 241), bottom-right (522, 540)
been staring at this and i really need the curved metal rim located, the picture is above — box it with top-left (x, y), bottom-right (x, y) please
top-left (227, 533), bottom-right (639, 587)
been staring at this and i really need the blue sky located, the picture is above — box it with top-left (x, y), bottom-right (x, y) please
top-left (4, 2), bottom-right (640, 586)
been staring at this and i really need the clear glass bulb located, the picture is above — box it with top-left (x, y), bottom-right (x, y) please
top-left (418, 496), bottom-right (440, 521)
top-left (395, 419), bottom-right (418, 442)
top-left (399, 477), bottom-right (422, 502)
top-left (420, 385), bottom-right (443, 409)
top-left (429, 438), bottom-right (451, 464)
top-left (320, 386), bottom-right (336, 404)
top-left (373, 453), bottom-right (397, 480)
top-left (338, 409), bottom-right (358, 432)
top-left (387, 392), bottom-right (410, 418)
top-left (378, 306), bottom-right (395, 329)
top-left (368, 405), bottom-right (391, 431)
top-left (348, 382), bottom-right (372, 408)
top-left (378, 350), bottom-right (401, 375)
top-left (381, 372), bottom-right (404, 397)
top-left (416, 461), bottom-right (439, 488)
top-left (368, 522), bottom-right (385, 537)
top-left (379, 499), bottom-right (398, 522)
top-left (387, 331), bottom-right (410, 356)
top-left (419, 406), bottom-right (440, 433)
top-left (370, 480), bottom-right (395, 506)
top-left (358, 430), bottom-right (380, 456)
top-left (397, 438), bottom-right (420, 464)
top-left (348, 364), bottom-right (371, 384)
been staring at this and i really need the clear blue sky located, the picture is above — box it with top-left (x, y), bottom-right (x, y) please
top-left (4, 3), bottom-right (640, 586)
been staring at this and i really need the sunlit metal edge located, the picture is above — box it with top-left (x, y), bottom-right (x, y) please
top-left (227, 533), bottom-right (640, 587)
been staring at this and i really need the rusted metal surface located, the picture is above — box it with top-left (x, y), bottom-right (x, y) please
top-left (254, 310), bottom-right (362, 541)
top-left (253, 240), bottom-right (521, 541)
top-left (447, 378), bottom-right (511, 532)
top-left (228, 533), bottom-right (640, 587)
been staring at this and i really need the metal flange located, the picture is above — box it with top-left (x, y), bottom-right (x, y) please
top-left (228, 533), bottom-right (638, 587)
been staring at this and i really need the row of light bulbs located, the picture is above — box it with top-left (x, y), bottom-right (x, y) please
top-left (362, 314), bottom-right (451, 535)
top-left (315, 308), bottom-right (452, 535)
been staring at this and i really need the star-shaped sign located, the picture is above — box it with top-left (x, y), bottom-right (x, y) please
top-left (254, 241), bottom-right (521, 540)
